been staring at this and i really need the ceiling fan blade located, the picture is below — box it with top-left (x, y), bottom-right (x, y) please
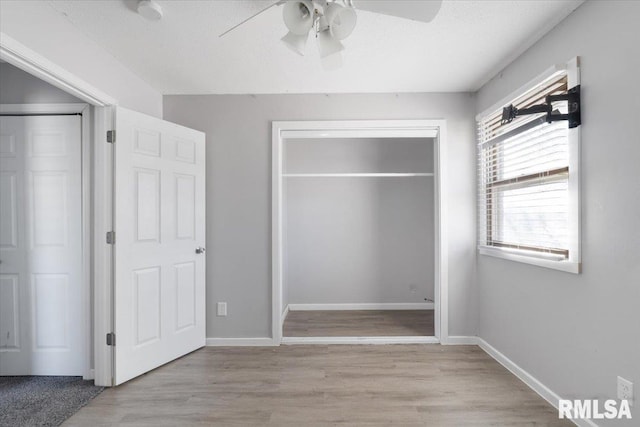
top-left (219, 1), bottom-right (284, 38)
top-left (353, 0), bottom-right (442, 23)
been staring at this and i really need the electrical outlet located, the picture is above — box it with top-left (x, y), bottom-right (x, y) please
top-left (217, 302), bottom-right (227, 317)
top-left (617, 376), bottom-right (633, 405)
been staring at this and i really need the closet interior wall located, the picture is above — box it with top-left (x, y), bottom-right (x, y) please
top-left (283, 137), bottom-right (436, 308)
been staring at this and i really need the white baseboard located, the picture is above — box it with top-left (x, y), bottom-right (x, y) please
top-left (444, 335), bottom-right (479, 345)
top-left (206, 337), bottom-right (276, 347)
top-left (281, 336), bottom-right (440, 345)
top-left (477, 338), bottom-right (597, 427)
top-left (287, 303), bottom-right (434, 311)
top-left (281, 305), bottom-right (290, 326)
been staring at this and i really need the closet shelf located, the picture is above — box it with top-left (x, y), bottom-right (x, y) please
top-left (283, 173), bottom-right (434, 178)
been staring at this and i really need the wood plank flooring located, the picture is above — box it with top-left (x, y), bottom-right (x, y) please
top-left (64, 345), bottom-right (569, 426)
top-left (283, 310), bottom-right (434, 337)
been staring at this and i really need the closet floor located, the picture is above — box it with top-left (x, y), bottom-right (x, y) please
top-left (283, 310), bottom-right (434, 337)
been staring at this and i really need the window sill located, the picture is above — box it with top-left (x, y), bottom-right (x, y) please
top-left (478, 246), bottom-right (580, 274)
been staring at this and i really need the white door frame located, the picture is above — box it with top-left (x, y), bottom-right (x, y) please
top-left (272, 120), bottom-right (449, 345)
top-left (1, 32), bottom-right (116, 386)
top-left (0, 102), bottom-right (91, 377)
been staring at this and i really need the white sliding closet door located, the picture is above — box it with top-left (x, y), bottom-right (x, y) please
top-left (0, 115), bottom-right (83, 376)
top-left (112, 107), bottom-right (206, 385)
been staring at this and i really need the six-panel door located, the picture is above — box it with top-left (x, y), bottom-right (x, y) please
top-left (0, 115), bottom-right (83, 375)
top-left (113, 107), bottom-right (206, 385)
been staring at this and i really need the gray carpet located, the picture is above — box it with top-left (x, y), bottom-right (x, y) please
top-left (0, 376), bottom-right (103, 427)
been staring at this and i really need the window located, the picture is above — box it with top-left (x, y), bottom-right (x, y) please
top-left (477, 62), bottom-right (580, 273)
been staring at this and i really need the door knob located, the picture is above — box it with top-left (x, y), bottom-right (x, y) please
top-left (195, 247), bottom-right (206, 254)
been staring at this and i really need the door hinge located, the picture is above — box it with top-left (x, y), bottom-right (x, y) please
top-left (106, 231), bottom-right (115, 244)
top-left (106, 332), bottom-right (115, 346)
top-left (106, 130), bottom-right (116, 143)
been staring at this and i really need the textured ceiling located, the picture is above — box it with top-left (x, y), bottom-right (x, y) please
top-left (46, 0), bottom-right (584, 94)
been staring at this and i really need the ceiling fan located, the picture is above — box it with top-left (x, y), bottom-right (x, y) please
top-left (219, 1), bottom-right (443, 66)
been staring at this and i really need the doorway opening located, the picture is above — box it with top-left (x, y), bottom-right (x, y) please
top-left (0, 59), bottom-right (106, 424)
top-left (1, 36), bottom-right (116, 387)
top-left (1, 37), bottom-right (208, 388)
top-left (272, 120), bottom-right (449, 345)
top-left (0, 99), bottom-right (91, 377)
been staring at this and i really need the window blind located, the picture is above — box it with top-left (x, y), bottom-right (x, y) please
top-left (477, 72), bottom-right (571, 259)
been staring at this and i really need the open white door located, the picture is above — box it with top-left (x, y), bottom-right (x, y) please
top-left (113, 107), bottom-right (205, 385)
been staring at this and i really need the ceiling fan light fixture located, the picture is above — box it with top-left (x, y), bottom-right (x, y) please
top-left (281, 31), bottom-right (309, 56)
top-left (324, 3), bottom-right (357, 40)
top-left (283, 0), bottom-right (315, 35)
top-left (137, 0), bottom-right (163, 21)
top-left (317, 30), bottom-right (344, 58)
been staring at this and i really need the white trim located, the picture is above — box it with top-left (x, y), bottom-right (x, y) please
top-left (287, 303), bottom-right (434, 311)
top-left (566, 57), bottom-right (582, 272)
top-left (479, 246), bottom-right (580, 274)
top-left (281, 304), bottom-right (290, 327)
top-left (1, 103), bottom-right (93, 380)
top-left (272, 120), bottom-right (448, 346)
top-left (0, 103), bottom-right (88, 114)
top-left (477, 339), bottom-right (597, 427)
top-left (206, 338), bottom-right (277, 347)
top-left (282, 336), bottom-right (440, 345)
top-left (272, 123), bottom-right (284, 345)
top-left (282, 173), bottom-right (434, 178)
top-left (281, 127), bottom-right (439, 139)
top-left (434, 123), bottom-right (448, 344)
top-left (445, 336), bottom-right (479, 345)
top-left (80, 105), bottom-right (92, 381)
top-left (92, 106), bottom-right (114, 387)
top-left (0, 33), bottom-right (116, 107)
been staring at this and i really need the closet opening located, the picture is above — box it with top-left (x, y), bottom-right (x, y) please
top-left (272, 120), bottom-right (448, 345)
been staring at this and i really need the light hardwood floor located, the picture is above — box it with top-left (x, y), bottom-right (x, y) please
top-left (65, 345), bottom-right (569, 426)
top-left (283, 310), bottom-right (434, 337)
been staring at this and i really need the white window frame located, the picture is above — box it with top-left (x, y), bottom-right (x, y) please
top-left (476, 58), bottom-right (581, 274)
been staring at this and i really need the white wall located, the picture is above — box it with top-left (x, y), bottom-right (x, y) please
top-left (0, 0), bottom-right (162, 117)
top-left (163, 93), bottom-right (477, 339)
top-left (476, 1), bottom-right (639, 424)
top-left (285, 137), bottom-right (434, 305)
top-left (0, 62), bottom-right (81, 104)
